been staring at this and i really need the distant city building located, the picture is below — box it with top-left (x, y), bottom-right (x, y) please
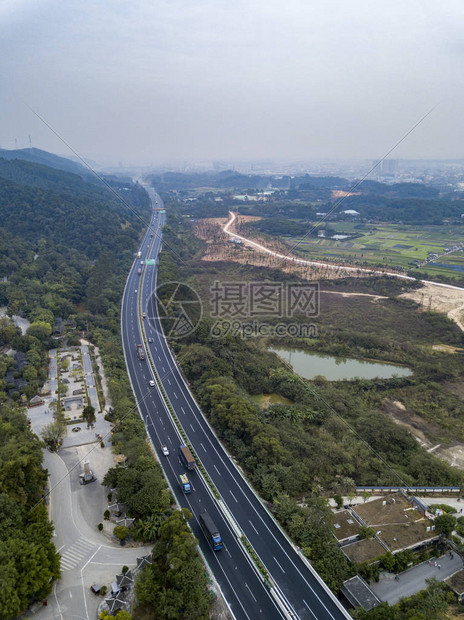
top-left (373, 159), bottom-right (399, 175)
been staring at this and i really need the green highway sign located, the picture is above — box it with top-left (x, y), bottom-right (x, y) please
top-left (146, 259), bottom-right (156, 265)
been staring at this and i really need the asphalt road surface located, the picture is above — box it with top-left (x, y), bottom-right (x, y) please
top-left (120, 186), bottom-right (349, 620)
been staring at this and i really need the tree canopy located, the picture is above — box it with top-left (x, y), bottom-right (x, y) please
top-left (0, 406), bottom-right (60, 618)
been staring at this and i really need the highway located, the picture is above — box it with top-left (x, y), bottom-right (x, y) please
top-left (121, 186), bottom-right (349, 619)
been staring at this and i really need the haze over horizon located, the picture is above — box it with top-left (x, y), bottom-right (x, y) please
top-left (2, 1), bottom-right (464, 167)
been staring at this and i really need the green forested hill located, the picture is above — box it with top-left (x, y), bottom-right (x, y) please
top-left (0, 159), bottom-right (149, 258)
top-left (0, 158), bottom-right (149, 315)
top-left (0, 156), bottom-right (149, 399)
top-left (0, 156), bottom-right (213, 618)
top-left (0, 156), bottom-right (150, 616)
top-left (0, 177), bottom-right (138, 258)
top-left (0, 158), bottom-right (90, 193)
top-left (0, 147), bottom-right (87, 176)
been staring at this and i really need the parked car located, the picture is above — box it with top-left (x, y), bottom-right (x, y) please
top-left (79, 473), bottom-right (97, 485)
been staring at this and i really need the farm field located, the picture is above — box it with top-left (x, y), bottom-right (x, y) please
top-left (282, 222), bottom-right (464, 278)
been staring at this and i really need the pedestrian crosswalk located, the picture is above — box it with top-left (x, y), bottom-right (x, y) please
top-left (60, 537), bottom-right (95, 570)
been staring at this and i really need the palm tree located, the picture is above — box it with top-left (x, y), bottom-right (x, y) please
top-left (135, 512), bottom-right (169, 542)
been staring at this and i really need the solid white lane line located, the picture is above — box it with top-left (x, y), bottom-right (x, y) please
top-left (273, 557), bottom-right (286, 573)
top-left (245, 583), bottom-right (257, 603)
top-left (248, 520), bottom-right (259, 535)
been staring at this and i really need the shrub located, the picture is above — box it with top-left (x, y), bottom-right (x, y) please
top-left (359, 526), bottom-right (375, 540)
top-left (98, 523), bottom-right (103, 531)
top-left (114, 525), bottom-right (129, 541)
top-left (435, 513), bottom-right (457, 537)
top-left (429, 503), bottom-right (457, 514)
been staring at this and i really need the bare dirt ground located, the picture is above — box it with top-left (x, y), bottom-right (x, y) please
top-left (432, 344), bottom-right (463, 353)
top-left (331, 190), bottom-right (361, 199)
top-left (400, 282), bottom-right (464, 331)
top-left (194, 217), bottom-right (382, 282)
top-left (383, 398), bottom-right (464, 470)
top-left (383, 398), bottom-right (440, 449)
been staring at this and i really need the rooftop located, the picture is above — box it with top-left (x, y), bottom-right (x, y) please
top-left (332, 510), bottom-right (361, 541)
top-left (342, 537), bottom-right (386, 564)
top-left (445, 569), bottom-right (464, 596)
top-left (341, 575), bottom-right (381, 612)
top-left (352, 494), bottom-right (437, 552)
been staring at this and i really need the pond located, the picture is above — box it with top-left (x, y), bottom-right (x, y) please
top-left (269, 347), bottom-right (412, 381)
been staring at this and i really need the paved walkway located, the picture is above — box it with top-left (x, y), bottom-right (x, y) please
top-left (370, 554), bottom-right (463, 604)
top-left (81, 344), bottom-right (100, 413)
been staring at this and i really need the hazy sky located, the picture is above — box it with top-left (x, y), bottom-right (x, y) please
top-left (1, 0), bottom-right (464, 166)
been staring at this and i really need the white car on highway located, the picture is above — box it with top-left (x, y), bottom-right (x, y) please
top-left (149, 379), bottom-right (155, 387)
top-left (161, 445), bottom-right (169, 456)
